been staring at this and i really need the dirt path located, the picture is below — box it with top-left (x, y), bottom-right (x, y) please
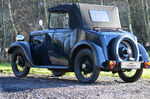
top-left (0, 73), bottom-right (150, 99)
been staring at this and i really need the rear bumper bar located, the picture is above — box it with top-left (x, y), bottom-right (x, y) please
top-left (104, 61), bottom-right (150, 71)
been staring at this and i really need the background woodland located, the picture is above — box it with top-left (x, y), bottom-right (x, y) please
top-left (0, 0), bottom-right (150, 62)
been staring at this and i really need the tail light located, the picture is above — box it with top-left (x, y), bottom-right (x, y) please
top-left (145, 62), bottom-right (148, 65)
top-left (144, 61), bottom-right (150, 69)
top-left (109, 61), bottom-right (116, 69)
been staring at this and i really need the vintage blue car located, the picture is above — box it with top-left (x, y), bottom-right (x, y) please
top-left (8, 3), bottom-right (150, 83)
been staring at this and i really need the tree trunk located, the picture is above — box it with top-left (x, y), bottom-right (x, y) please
top-left (145, 0), bottom-right (150, 33)
top-left (100, 0), bottom-right (104, 5)
top-left (8, 0), bottom-right (18, 42)
top-left (1, 0), bottom-right (6, 62)
top-left (124, 0), bottom-right (133, 33)
top-left (141, 0), bottom-right (150, 45)
top-left (43, 0), bottom-right (48, 25)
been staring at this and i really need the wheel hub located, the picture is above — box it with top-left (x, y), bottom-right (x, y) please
top-left (118, 41), bottom-right (135, 61)
top-left (81, 60), bottom-right (92, 75)
top-left (81, 63), bottom-right (87, 70)
top-left (119, 47), bottom-right (129, 58)
top-left (16, 56), bottom-right (24, 67)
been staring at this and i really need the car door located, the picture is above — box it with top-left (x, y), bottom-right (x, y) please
top-left (48, 10), bottom-right (71, 66)
top-left (52, 29), bottom-right (72, 65)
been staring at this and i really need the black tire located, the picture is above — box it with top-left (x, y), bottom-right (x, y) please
top-left (118, 68), bottom-right (143, 82)
top-left (11, 48), bottom-right (30, 77)
top-left (112, 36), bottom-right (139, 61)
top-left (51, 70), bottom-right (66, 77)
top-left (74, 49), bottom-right (99, 83)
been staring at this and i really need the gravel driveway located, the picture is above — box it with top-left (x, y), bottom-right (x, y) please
top-left (0, 73), bottom-right (150, 99)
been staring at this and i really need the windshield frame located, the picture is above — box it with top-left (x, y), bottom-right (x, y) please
top-left (48, 11), bottom-right (69, 29)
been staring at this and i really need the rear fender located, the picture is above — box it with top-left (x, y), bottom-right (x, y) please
top-left (138, 43), bottom-right (149, 61)
top-left (90, 41), bottom-right (106, 68)
top-left (8, 41), bottom-right (34, 67)
top-left (70, 40), bottom-right (106, 69)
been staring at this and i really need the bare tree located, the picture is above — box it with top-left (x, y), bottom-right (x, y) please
top-left (141, 0), bottom-right (150, 45)
top-left (145, 0), bottom-right (149, 28)
top-left (124, 0), bottom-right (133, 33)
top-left (1, 0), bottom-right (6, 62)
top-left (8, 0), bottom-right (18, 41)
top-left (43, 0), bottom-right (48, 25)
top-left (100, 0), bottom-right (104, 5)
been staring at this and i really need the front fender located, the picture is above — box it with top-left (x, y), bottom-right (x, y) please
top-left (138, 43), bottom-right (149, 61)
top-left (8, 41), bottom-right (34, 67)
top-left (70, 40), bottom-right (106, 68)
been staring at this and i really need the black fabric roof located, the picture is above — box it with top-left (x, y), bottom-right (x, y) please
top-left (48, 3), bottom-right (121, 29)
top-left (48, 4), bottom-right (73, 12)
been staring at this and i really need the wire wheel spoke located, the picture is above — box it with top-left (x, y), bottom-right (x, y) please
top-left (81, 71), bottom-right (92, 78)
top-left (17, 64), bottom-right (25, 72)
top-left (15, 56), bottom-right (25, 72)
top-left (80, 56), bottom-right (93, 78)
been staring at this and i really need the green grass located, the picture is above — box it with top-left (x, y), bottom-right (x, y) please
top-left (0, 63), bottom-right (150, 79)
top-left (0, 63), bottom-right (52, 75)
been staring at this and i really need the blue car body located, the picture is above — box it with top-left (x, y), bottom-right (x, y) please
top-left (8, 28), bottom-right (149, 70)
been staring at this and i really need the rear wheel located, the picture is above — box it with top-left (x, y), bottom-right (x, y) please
top-left (11, 48), bottom-right (30, 77)
top-left (74, 49), bottom-right (99, 83)
top-left (118, 69), bottom-right (143, 82)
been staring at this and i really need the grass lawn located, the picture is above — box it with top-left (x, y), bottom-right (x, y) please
top-left (0, 63), bottom-right (52, 75)
top-left (0, 63), bottom-right (150, 79)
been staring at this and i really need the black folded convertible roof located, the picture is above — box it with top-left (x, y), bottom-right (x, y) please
top-left (48, 3), bottom-right (121, 29)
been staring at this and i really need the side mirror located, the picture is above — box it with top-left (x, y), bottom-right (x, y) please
top-left (16, 35), bottom-right (25, 41)
top-left (39, 20), bottom-right (44, 30)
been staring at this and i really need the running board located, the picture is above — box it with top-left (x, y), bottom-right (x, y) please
top-left (33, 65), bottom-right (69, 69)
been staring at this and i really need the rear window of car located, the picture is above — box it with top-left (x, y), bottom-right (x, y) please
top-left (89, 10), bottom-right (110, 22)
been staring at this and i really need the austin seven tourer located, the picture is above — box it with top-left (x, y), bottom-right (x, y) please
top-left (8, 3), bottom-right (150, 83)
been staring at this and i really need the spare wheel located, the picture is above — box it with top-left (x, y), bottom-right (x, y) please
top-left (112, 36), bottom-right (139, 61)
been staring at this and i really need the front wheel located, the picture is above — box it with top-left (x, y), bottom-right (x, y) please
top-left (11, 48), bottom-right (30, 77)
top-left (74, 49), bottom-right (99, 83)
top-left (118, 68), bottom-right (143, 82)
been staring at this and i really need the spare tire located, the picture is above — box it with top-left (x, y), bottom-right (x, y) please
top-left (112, 36), bottom-right (139, 61)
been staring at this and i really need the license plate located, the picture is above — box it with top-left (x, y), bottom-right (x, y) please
top-left (121, 61), bottom-right (141, 69)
